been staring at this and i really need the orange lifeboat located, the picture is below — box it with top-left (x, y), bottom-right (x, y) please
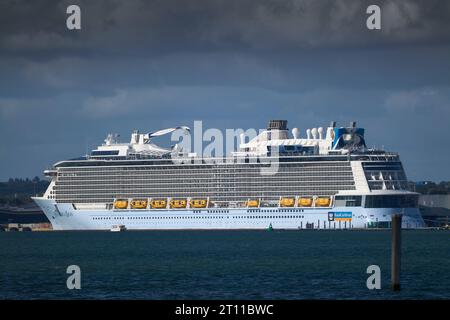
top-left (280, 197), bottom-right (295, 207)
top-left (298, 197), bottom-right (313, 207)
top-left (246, 199), bottom-right (260, 208)
top-left (130, 199), bottom-right (148, 209)
top-left (190, 199), bottom-right (208, 208)
top-left (150, 199), bottom-right (167, 209)
top-left (113, 199), bottom-right (128, 209)
top-left (169, 199), bottom-right (187, 209)
top-left (315, 197), bottom-right (332, 207)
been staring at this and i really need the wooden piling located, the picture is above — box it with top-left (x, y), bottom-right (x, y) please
top-left (391, 213), bottom-right (402, 291)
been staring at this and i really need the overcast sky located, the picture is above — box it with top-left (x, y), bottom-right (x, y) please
top-left (0, 0), bottom-right (449, 181)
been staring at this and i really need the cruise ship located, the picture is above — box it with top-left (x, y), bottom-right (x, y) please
top-left (32, 120), bottom-right (425, 230)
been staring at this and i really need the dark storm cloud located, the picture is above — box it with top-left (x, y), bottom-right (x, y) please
top-left (1, 0), bottom-right (450, 57)
top-left (0, 0), bottom-right (450, 181)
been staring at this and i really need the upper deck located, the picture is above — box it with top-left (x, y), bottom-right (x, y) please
top-left (51, 120), bottom-right (396, 168)
top-left (53, 151), bottom-right (401, 168)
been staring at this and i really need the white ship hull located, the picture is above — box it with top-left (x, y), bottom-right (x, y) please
top-left (33, 197), bottom-right (425, 231)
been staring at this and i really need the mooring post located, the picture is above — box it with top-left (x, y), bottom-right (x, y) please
top-left (391, 213), bottom-right (402, 291)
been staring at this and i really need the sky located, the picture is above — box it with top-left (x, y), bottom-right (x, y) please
top-left (0, 0), bottom-right (449, 181)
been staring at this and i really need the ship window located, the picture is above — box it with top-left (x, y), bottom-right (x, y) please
top-left (91, 150), bottom-right (120, 156)
top-left (335, 195), bottom-right (362, 207)
top-left (364, 194), bottom-right (418, 208)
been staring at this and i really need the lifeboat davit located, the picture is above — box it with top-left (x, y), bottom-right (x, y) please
top-left (113, 199), bottom-right (128, 209)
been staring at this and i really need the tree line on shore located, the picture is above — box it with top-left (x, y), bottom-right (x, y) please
top-left (414, 181), bottom-right (450, 195)
top-left (0, 177), bottom-right (49, 205)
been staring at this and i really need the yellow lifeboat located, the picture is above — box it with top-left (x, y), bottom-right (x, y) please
top-left (130, 199), bottom-right (148, 209)
top-left (298, 197), bottom-right (313, 207)
top-left (246, 199), bottom-right (260, 208)
top-left (150, 199), bottom-right (167, 209)
top-left (190, 199), bottom-right (208, 208)
top-left (113, 199), bottom-right (128, 209)
top-left (170, 199), bottom-right (187, 209)
top-left (280, 197), bottom-right (295, 207)
top-left (315, 197), bottom-right (332, 207)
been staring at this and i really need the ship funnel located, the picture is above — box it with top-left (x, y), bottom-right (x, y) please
top-left (318, 127), bottom-right (324, 139)
top-left (292, 128), bottom-right (300, 139)
top-left (311, 128), bottom-right (318, 139)
top-left (268, 120), bottom-right (288, 131)
top-left (306, 129), bottom-right (311, 139)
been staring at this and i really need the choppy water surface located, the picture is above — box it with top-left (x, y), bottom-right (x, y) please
top-left (0, 230), bottom-right (448, 299)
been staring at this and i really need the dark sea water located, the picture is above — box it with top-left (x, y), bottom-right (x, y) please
top-left (0, 230), bottom-right (449, 299)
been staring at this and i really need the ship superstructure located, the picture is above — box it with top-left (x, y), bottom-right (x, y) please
top-left (33, 120), bottom-right (425, 230)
